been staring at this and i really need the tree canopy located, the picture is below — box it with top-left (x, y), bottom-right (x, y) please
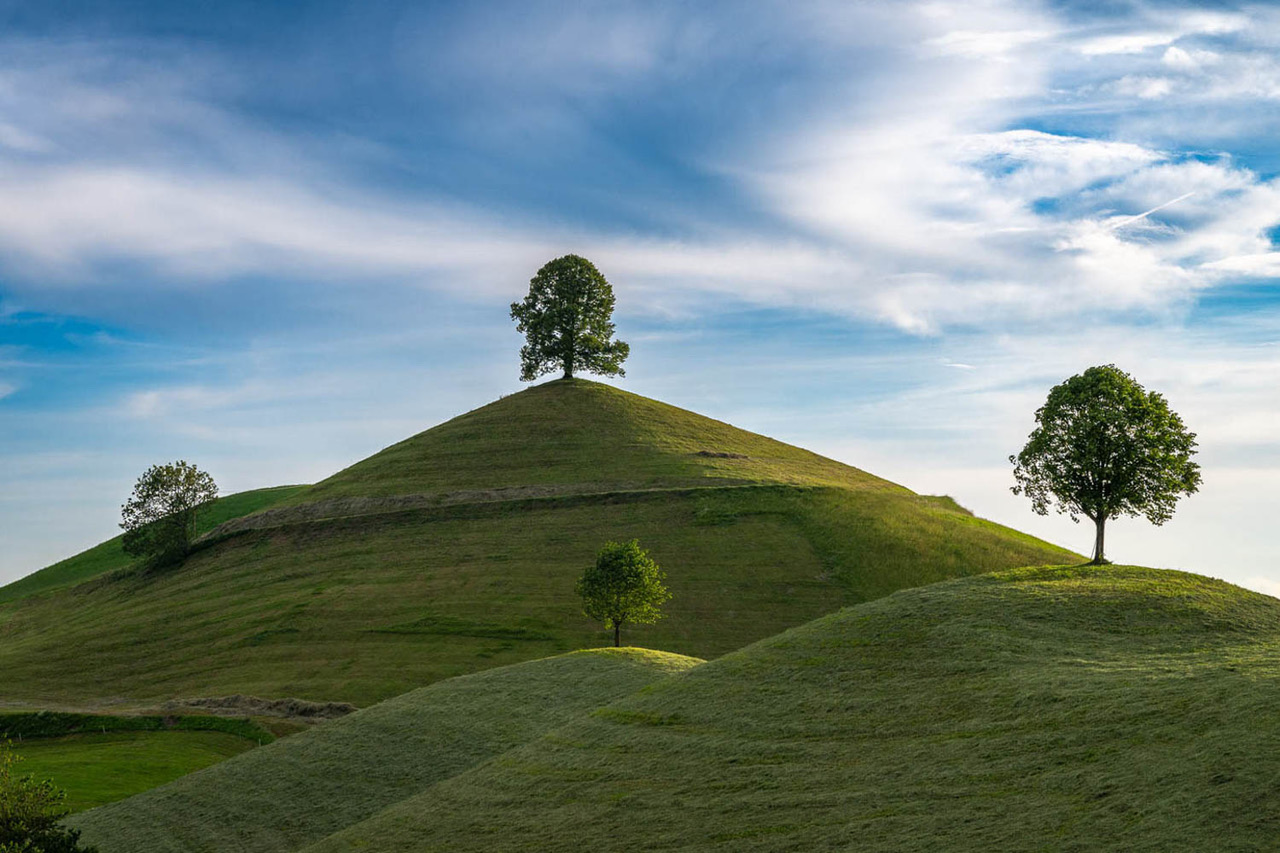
top-left (510, 254), bottom-right (629, 381)
top-left (575, 539), bottom-right (671, 647)
top-left (120, 460), bottom-right (218, 567)
top-left (1010, 364), bottom-right (1201, 564)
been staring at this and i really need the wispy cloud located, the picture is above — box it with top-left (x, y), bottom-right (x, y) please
top-left (1, 3), bottom-right (1278, 338)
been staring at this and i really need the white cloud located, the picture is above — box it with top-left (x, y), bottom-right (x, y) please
top-left (0, 2), bottom-right (1277, 341)
top-left (926, 28), bottom-right (1053, 59)
top-left (0, 165), bottom-right (550, 288)
top-left (1110, 75), bottom-right (1174, 99)
top-left (1161, 46), bottom-right (1220, 72)
top-left (1079, 33), bottom-right (1175, 56)
top-left (1204, 252), bottom-right (1280, 277)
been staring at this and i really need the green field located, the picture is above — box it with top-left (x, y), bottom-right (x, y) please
top-left (299, 565), bottom-right (1280, 852)
top-left (69, 648), bottom-right (700, 853)
top-left (0, 381), bottom-right (1074, 708)
top-left (12, 731), bottom-right (258, 812)
top-left (68, 565), bottom-right (1280, 852)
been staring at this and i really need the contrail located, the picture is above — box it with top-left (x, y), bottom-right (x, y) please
top-left (1110, 190), bottom-right (1197, 230)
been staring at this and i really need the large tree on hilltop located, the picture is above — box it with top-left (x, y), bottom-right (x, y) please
top-left (510, 254), bottom-right (629, 381)
top-left (1011, 364), bottom-right (1201, 565)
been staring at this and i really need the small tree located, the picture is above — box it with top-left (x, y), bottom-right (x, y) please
top-left (1011, 365), bottom-right (1201, 565)
top-left (120, 460), bottom-right (218, 567)
top-left (510, 254), bottom-right (630, 382)
top-left (0, 740), bottom-right (98, 853)
top-left (575, 540), bottom-right (671, 647)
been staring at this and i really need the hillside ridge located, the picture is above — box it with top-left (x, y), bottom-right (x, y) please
top-left (301, 565), bottom-right (1280, 852)
top-left (0, 379), bottom-right (1076, 709)
top-left (69, 648), bottom-right (702, 853)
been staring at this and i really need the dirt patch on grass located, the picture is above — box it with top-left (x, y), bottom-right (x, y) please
top-left (168, 695), bottom-right (356, 720)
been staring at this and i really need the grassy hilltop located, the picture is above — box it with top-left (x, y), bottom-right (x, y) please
top-left (0, 380), bottom-right (1073, 708)
top-left (70, 565), bottom-right (1280, 852)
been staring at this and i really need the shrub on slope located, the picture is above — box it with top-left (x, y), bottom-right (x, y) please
top-left (69, 648), bottom-right (700, 853)
top-left (305, 566), bottom-right (1280, 852)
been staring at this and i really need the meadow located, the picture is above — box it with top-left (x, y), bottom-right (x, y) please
top-left (62, 565), bottom-right (1280, 852)
top-left (309, 565), bottom-right (1280, 852)
top-left (23, 381), bottom-right (1255, 853)
top-left (0, 381), bottom-right (1073, 709)
top-left (69, 649), bottom-right (699, 852)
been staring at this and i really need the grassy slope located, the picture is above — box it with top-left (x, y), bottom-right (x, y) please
top-left (307, 566), bottom-right (1280, 853)
top-left (70, 648), bottom-right (700, 853)
top-left (289, 379), bottom-right (901, 502)
top-left (0, 485), bottom-right (1074, 707)
top-left (13, 731), bottom-right (257, 812)
top-left (0, 485), bottom-right (307, 606)
top-left (0, 381), bottom-right (1074, 708)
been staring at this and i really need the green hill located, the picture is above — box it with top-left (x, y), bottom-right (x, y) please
top-left (69, 648), bottom-right (699, 853)
top-left (298, 565), bottom-right (1280, 852)
top-left (288, 378), bottom-right (899, 501)
top-left (0, 380), bottom-right (1074, 708)
top-left (0, 485), bottom-right (307, 606)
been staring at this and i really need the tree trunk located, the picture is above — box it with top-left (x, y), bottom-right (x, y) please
top-left (1091, 515), bottom-right (1107, 565)
top-left (563, 319), bottom-right (576, 379)
top-left (613, 621), bottom-right (621, 647)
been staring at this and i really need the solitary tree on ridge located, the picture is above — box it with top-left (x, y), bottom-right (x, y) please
top-left (1010, 365), bottom-right (1201, 565)
top-left (510, 254), bottom-right (629, 381)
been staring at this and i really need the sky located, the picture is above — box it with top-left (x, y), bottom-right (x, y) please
top-left (1, 0), bottom-right (1278, 593)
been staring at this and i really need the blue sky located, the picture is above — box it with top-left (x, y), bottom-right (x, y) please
top-left (2, 0), bottom-right (1279, 592)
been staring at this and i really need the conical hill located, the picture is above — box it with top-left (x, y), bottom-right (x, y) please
top-left (0, 380), bottom-right (1076, 708)
top-left (291, 378), bottom-right (898, 503)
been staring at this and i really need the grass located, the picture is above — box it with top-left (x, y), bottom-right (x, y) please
top-left (288, 379), bottom-right (904, 502)
top-left (0, 380), bottom-right (1072, 708)
top-left (11, 731), bottom-right (258, 812)
top-left (296, 565), bottom-right (1280, 853)
top-left (69, 648), bottom-right (700, 853)
top-left (0, 711), bottom-right (274, 742)
top-left (0, 485), bottom-right (307, 606)
top-left (0, 485), bottom-right (1073, 708)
